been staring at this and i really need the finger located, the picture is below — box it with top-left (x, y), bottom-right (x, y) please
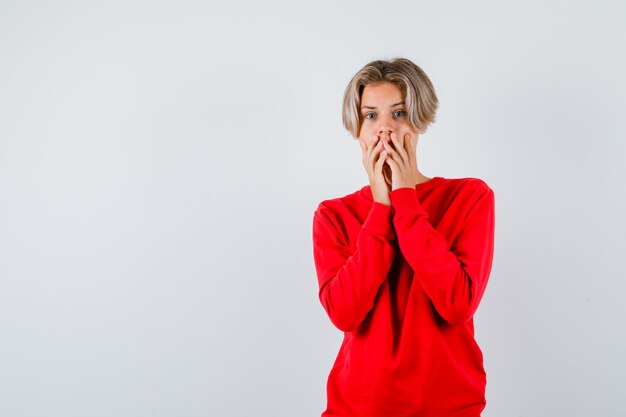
top-left (391, 132), bottom-right (409, 162)
top-left (382, 161), bottom-right (393, 185)
top-left (364, 136), bottom-right (376, 157)
top-left (362, 137), bottom-right (376, 170)
top-left (382, 138), bottom-right (402, 165)
top-left (405, 133), bottom-right (414, 155)
top-left (375, 149), bottom-right (387, 173)
top-left (404, 133), bottom-right (413, 154)
top-left (384, 152), bottom-right (399, 172)
top-left (368, 136), bottom-right (380, 156)
top-left (368, 138), bottom-right (383, 168)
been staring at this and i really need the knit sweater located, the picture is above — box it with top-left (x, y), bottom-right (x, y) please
top-left (312, 176), bottom-right (495, 417)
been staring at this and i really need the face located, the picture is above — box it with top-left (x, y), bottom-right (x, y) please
top-left (357, 81), bottom-right (419, 150)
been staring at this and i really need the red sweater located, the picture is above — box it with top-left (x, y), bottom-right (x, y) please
top-left (312, 176), bottom-right (495, 417)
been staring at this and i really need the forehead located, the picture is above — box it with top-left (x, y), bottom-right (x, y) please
top-left (361, 82), bottom-right (404, 105)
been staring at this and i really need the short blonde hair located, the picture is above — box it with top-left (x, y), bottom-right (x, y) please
top-left (342, 57), bottom-right (439, 138)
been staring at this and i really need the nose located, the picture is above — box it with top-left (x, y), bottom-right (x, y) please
top-left (378, 126), bottom-right (395, 139)
top-left (377, 115), bottom-right (397, 136)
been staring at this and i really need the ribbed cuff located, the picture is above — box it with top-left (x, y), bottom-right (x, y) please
top-left (389, 187), bottom-right (428, 217)
top-left (362, 202), bottom-right (396, 241)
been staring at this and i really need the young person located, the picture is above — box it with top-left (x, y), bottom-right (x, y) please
top-left (312, 57), bottom-right (496, 416)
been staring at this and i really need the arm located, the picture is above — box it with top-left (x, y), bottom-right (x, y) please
top-left (312, 202), bottom-right (397, 332)
top-left (390, 185), bottom-right (495, 325)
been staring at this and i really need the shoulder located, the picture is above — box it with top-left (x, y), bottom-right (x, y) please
top-left (315, 186), bottom-right (365, 212)
top-left (445, 176), bottom-right (492, 192)
top-left (313, 187), bottom-right (366, 222)
top-left (439, 177), bottom-right (495, 215)
top-left (444, 176), bottom-right (493, 199)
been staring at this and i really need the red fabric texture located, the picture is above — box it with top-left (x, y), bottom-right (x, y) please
top-left (312, 176), bottom-right (496, 417)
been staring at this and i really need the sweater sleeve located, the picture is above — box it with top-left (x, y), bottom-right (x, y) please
top-left (312, 202), bottom-right (397, 332)
top-left (389, 185), bottom-right (495, 325)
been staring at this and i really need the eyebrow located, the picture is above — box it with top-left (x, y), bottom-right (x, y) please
top-left (360, 100), bottom-right (405, 110)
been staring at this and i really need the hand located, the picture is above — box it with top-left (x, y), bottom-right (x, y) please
top-left (359, 136), bottom-right (391, 206)
top-left (382, 132), bottom-right (419, 191)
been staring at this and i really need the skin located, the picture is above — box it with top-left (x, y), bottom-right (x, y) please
top-left (357, 81), bottom-right (431, 206)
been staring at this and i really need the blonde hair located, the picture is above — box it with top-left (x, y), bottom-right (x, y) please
top-left (342, 57), bottom-right (439, 138)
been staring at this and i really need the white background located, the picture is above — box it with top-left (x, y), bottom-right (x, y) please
top-left (1, 1), bottom-right (625, 416)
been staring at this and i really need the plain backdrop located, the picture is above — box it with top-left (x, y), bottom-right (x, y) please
top-left (1, 1), bottom-right (625, 416)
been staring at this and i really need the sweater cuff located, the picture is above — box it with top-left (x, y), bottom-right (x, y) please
top-left (362, 202), bottom-right (396, 241)
top-left (389, 187), bottom-right (429, 216)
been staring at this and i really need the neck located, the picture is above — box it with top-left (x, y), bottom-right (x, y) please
top-left (384, 172), bottom-right (431, 188)
top-left (414, 172), bottom-right (431, 185)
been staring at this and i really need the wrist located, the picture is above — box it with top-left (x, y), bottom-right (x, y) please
top-left (392, 183), bottom-right (414, 191)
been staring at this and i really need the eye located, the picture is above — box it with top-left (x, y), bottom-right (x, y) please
top-left (363, 112), bottom-right (375, 120)
top-left (393, 109), bottom-right (405, 118)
